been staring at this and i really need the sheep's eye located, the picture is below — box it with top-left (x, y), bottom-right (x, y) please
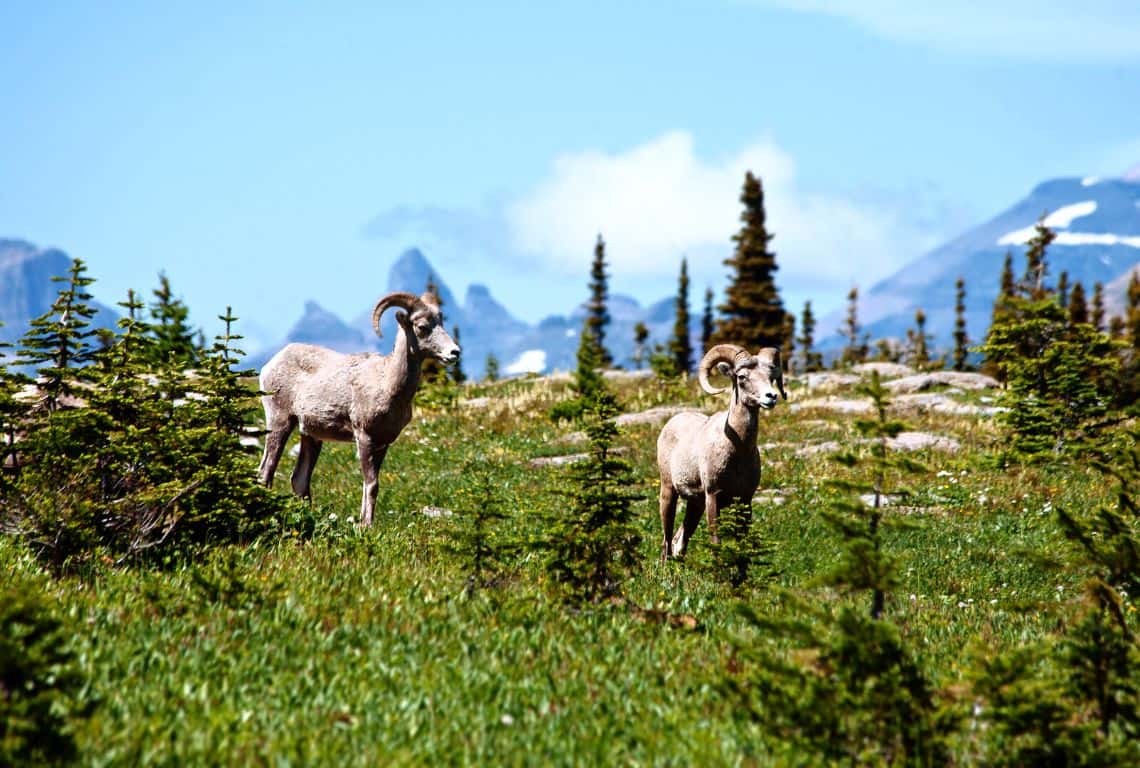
top-left (415, 322), bottom-right (430, 334)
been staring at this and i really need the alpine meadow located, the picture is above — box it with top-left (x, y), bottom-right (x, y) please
top-left (6, 169), bottom-right (1140, 768)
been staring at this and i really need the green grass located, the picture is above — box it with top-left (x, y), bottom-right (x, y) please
top-left (3, 372), bottom-right (1123, 765)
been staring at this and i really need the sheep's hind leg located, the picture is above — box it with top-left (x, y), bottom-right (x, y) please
top-left (675, 495), bottom-right (705, 556)
top-left (258, 417), bottom-right (296, 487)
top-left (659, 484), bottom-right (679, 562)
top-left (290, 434), bottom-right (323, 499)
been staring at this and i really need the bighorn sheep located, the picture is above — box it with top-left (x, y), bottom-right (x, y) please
top-left (257, 292), bottom-right (460, 525)
top-left (656, 344), bottom-right (786, 561)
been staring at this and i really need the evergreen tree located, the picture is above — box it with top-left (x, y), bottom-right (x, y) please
top-left (781, 312), bottom-right (795, 374)
top-left (147, 272), bottom-right (200, 367)
top-left (1057, 270), bottom-right (1070, 309)
top-left (549, 317), bottom-right (620, 423)
top-left (906, 308), bottom-right (931, 370)
top-left (980, 222), bottom-right (1121, 461)
top-left (700, 287), bottom-right (714, 352)
top-left (985, 252), bottom-right (1018, 380)
top-left (632, 322), bottom-right (649, 371)
top-left (1128, 272), bottom-right (1140, 351)
top-left (1068, 281), bottom-right (1090, 327)
top-left (1092, 281), bottom-right (1107, 332)
top-left (584, 234), bottom-right (613, 368)
top-left (15, 258), bottom-right (100, 412)
top-left (1021, 218), bottom-right (1054, 299)
top-left (668, 258), bottom-right (693, 375)
top-left (541, 380), bottom-right (641, 604)
top-left (797, 300), bottom-right (823, 372)
top-left (710, 171), bottom-right (785, 349)
top-left (840, 286), bottom-right (868, 366)
top-left (953, 277), bottom-right (971, 371)
top-left (483, 353), bottom-right (500, 383)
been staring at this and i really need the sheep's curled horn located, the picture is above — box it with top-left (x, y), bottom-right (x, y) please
top-left (371, 292), bottom-right (421, 338)
top-left (698, 344), bottom-right (754, 395)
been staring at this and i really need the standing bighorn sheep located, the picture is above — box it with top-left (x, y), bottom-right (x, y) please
top-left (257, 292), bottom-right (460, 525)
top-left (656, 344), bottom-right (786, 561)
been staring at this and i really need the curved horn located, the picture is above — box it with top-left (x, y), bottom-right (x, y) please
top-left (371, 292), bottom-right (420, 337)
top-left (698, 344), bottom-right (748, 395)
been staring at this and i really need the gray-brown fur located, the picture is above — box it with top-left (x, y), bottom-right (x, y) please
top-left (257, 291), bottom-right (460, 525)
top-left (656, 344), bottom-right (786, 561)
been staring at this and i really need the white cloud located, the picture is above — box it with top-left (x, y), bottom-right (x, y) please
top-left (506, 131), bottom-right (950, 302)
top-left (756, 0), bottom-right (1140, 61)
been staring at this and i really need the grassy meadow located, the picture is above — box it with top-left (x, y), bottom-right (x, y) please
top-left (3, 369), bottom-right (1114, 765)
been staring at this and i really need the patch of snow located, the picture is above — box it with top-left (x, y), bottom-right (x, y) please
top-left (565, 328), bottom-right (576, 338)
top-left (997, 201), bottom-right (1098, 246)
top-left (999, 229), bottom-right (1140, 249)
top-left (1043, 201), bottom-right (1097, 228)
top-left (1054, 232), bottom-right (1140, 248)
top-left (504, 349), bottom-right (547, 375)
top-left (1081, 176), bottom-right (1100, 186)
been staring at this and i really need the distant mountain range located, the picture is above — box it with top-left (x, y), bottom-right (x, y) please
top-left (4, 173), bottom-right (1140, 377)
top-left (0, 239), bottom-right (118, 353)
top-left (820, 174), bottom-right (1140, 350)
top-left (247, 247), bottom-right (687, 378)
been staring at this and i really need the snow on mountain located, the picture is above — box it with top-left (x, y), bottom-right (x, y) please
top-left (820, 174), bottom-right (1140, 351)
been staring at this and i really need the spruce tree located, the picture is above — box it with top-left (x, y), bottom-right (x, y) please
top-left (700, 287), bottom-right (714, 352)
top-left (584, 234), bottom-right (613, 368)
top-left (953, 277), bottom-right (971, 371)
top-left (781, 312), bottom-right (795, 374)
top-left (1068, 281), bottom-right (1090, 327)
top-left (483, 353), bottom-right (500, 383)
top-left (980, 222), bottom-right (1121, 461)
top-left (906, 308), bottom-right (931, 370)
top-left (797, 300), bottom-right (822, 372)
top-left (1057, 270), bottom-right (1070, 309)
top-left (15, 258), bottom-right (100, 412)
top-left (1092, 281), bottom-right (1107, 332)
top-left (541, 366), bottom-right (640, 604)
top-left (668, 258), bottom-right (693, 376)
top-left (632, 322), bottom-right (649, 371)
top-left (710, 171), bottom-right (785, 349)
top-left (840, 286), bottom-right (868, 366)
top-left (147, 272), bottom-right (200, 367)
top-left (985, 253), bottom-right (1018, 380)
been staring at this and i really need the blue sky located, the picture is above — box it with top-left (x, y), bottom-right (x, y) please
top-left (2, 1), bottom-right (1138, 350)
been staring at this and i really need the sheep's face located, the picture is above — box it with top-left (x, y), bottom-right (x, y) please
top-left (717, 348), bottom-right (786, 410)
top-left (406, 302), bottom-right (461, 365)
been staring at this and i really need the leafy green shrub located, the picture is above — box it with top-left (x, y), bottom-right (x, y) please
top-left (441, 458), bottom-right (519, 596)
top-left (1, 265), bottom-right (297, 570)
top-left (541, 393), bottom-right (642, 605)
top-left (1, 575), bottom-right (92, 765)
top-left (691, 500), bottom-right (773, 596)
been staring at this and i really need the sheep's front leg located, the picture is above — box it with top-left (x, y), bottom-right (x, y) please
top-left (705, 490), bottom-right (720, 546)
top-left (258, 417), bottom-right (296, 487)
top-left (659, 484), bottom-right (679, 563)
top-left (675, 495), bottom-right (705, 556)
top-left (356, 434), bottom-right (389, 527)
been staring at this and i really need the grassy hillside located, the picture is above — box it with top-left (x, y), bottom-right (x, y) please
top-left (2, 370), bottom-right (1121, 765)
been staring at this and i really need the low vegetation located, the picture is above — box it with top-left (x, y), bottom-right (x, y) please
top-left (4, 207), bottom-right (1140, 764)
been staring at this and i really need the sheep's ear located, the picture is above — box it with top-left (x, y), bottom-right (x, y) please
top-left (716, 361), bottom-right (733, 378)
